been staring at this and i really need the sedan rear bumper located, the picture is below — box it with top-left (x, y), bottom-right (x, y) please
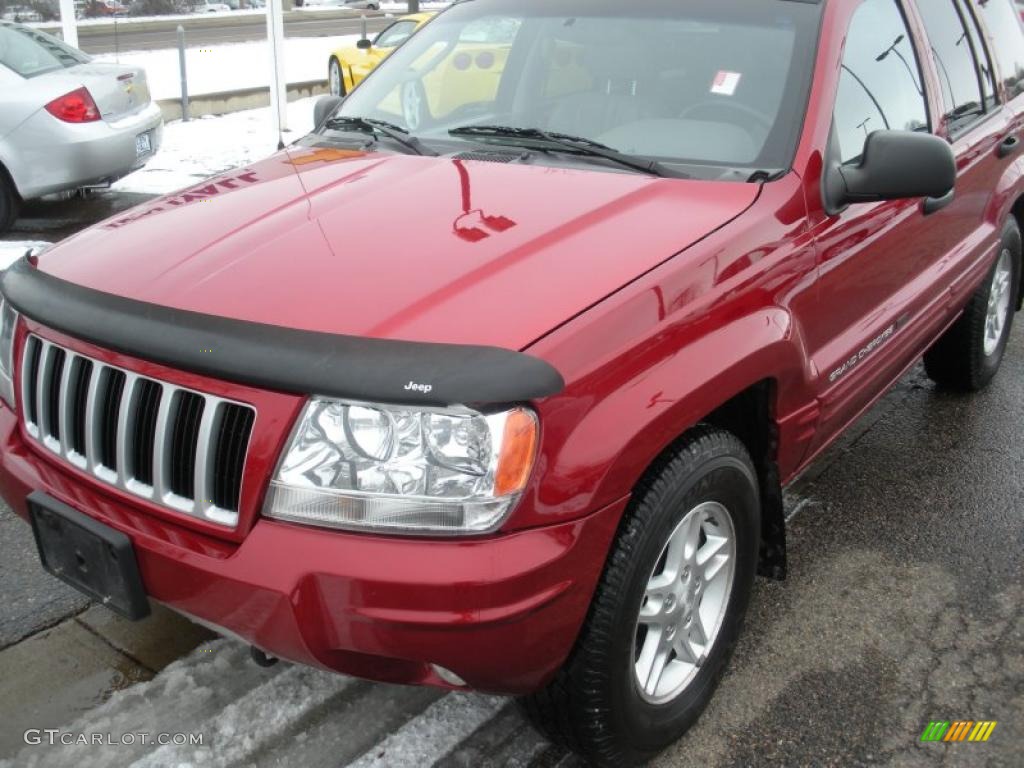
top-left (3, 103), bottom-right (163, 201)
top-left (0, 404), bottom-right (624, 694)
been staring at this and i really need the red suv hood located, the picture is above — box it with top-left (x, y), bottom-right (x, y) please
top-left (37, 148), bottom-right (759, 350)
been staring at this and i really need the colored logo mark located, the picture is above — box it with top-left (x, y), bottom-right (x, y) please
top-left (920, 721), bottom-right (997, 743)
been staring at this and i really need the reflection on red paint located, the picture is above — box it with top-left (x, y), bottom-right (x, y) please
top-left (451, 159), bottom-right (517, 242)
top-left (102, 170), bottom-right (262, 229)
top-left (286, 147), bottom-right (368, 166)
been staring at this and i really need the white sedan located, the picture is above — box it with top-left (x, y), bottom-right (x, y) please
top-left (0, 21), bottom-right (163, 233)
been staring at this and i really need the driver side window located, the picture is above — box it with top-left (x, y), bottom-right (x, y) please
top-left (375, 21), bottom-right (417, 50)
top-left (833, 0), bottom-right (930, 164)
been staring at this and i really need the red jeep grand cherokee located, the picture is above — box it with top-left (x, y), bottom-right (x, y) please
top-left (2, 0), bottom-right (1023, 763)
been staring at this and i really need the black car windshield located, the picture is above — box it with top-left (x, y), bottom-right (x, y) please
top-left (0, 23), bottom-right (89, 78)
top-left (336, 0), bottom-right (823, 178)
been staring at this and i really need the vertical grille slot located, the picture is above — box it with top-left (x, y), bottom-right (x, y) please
top-left (23, 336), bottom-right (42, 427)
top-left (212, 404), bottom-right (255, 512)
top-left (69, 358), bottom-right (93, 457)
top-left (130, 380), bottom-right (162, 486)
top-left (168, 391), bottom-right (205, 500)
top-left (18, 334), bottom-right (255, 528)
top-left (97, 368), bottom-right (126, 471)
top-left (45, 348), bottom-right (66, 441)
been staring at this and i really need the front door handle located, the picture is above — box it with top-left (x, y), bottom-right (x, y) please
top-left (998, 134), bottom-right (1021, 159)
top-left (923, 189), bottom-right (955, 216)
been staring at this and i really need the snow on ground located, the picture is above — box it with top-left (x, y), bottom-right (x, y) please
top-left (0, 637), bottom-right (507, 768)
top-left (347, 694), bottom-right (506, 768)
top-left (95, 35), bottom-right (361, 101)
top-left (0, 242), bottom-right (50, 270)
top-left (113, 95), bottom-right (318, 195)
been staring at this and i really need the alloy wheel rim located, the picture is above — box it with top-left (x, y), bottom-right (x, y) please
top-left (330, 62), bottom-right (341, 97)
top-left (984, 248), bottom-right (1013, 357)
top-left (632, 501), bottom-right (736, 705)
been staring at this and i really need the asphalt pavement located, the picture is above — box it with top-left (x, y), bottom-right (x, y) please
top-left (1, 191), bottom-right (154, 244)
top-left (0, 198), bottom-right (1020, 765)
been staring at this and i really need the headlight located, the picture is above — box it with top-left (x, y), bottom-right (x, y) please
top-left (0, 296), bottom-right (17, 408)
top-left (264, 399), bottom-right (538, 535)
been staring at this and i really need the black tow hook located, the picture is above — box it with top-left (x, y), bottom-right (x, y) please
top-left (250, 647), bottom-right (279, 668)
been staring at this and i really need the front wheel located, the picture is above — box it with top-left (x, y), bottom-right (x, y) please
top-left (520, 427), bottom-right (761, 767)
top-left (924, 217), bottom-right (1021, 391)
top-left (328, 58), bottom-right (346, 98)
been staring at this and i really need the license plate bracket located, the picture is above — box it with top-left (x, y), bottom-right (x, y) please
top-left (135, 131), bottom-right (152, 158)
top-left (28, 491), bottom-right (150, 620)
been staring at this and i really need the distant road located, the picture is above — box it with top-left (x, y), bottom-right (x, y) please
top-left (43, 12), bottom-right (395, 54)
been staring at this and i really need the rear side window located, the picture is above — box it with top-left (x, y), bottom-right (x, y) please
top-left (0, 23), bottom-right (88, 78)
top-left (833, 0), bottom-right (929, 164)
top-left (916, 0), bottom-right (989, 134)
top-left (975, 0), bottom-right (1024, 99)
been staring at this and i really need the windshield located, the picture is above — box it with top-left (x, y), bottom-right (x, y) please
top-left (335, 0), bottom-right (823, 178)
top-left (0, 23), bottom-right (89, 78)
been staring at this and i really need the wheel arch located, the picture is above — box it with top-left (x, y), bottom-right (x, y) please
top-left (702, 379), bottom-right (786, 580)
top-left (529, 307), bottom-right (809, 578)
top-left (621, 379), bottom-right (787, 582)
top-left (1008, 194), bottom-right (1024, 311)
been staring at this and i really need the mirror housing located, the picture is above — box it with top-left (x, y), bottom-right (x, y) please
top-left (825, 130), bottom-right (956, 213)
top-left (314, 95), bottom-right (344, 128)
top-left (357, 38), bottom-right (373, 50)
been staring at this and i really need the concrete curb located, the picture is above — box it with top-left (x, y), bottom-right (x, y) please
top-left (156, 78), bottom-right (328, 121)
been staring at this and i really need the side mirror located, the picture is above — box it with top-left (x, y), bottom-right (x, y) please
top-left (314, 95), bottom-right (344, 127)
top-left (826, 130), bottom-right (956, 212)
top-left (357, 38), bottom-right (373, 50)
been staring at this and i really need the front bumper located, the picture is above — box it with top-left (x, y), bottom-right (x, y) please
top-left (4, 102), bottom-right (164, 201)
top-left (0, 404), bottom-right (623, 694)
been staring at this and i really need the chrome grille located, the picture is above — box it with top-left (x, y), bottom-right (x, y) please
top-left (20, 335), bottom-right (256, 528)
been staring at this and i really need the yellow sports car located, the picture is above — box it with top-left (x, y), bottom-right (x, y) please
top-left (328, 13), bottom-right (435, 97)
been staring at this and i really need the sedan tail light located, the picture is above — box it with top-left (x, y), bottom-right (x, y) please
top-left (45, 87), bottom-right (101, 123)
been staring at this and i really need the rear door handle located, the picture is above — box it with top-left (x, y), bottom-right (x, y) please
top-left (998, 134), bottom-right (1020, 159)
top-left (923, 189), bottom-right (955, 216)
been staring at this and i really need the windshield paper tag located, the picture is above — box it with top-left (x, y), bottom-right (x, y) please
top-left (711, 71), bottom-right (742, 96)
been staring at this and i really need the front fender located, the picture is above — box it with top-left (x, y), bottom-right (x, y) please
top-left (512, 306), bottom-right (812, 532)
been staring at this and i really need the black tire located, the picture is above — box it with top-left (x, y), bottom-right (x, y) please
top-left (924, 218), bottom-right (1022, 391)
top-left (0, 171), bottom-right (19, 235)
top-left (329, 57), bottom-right (347, 98)
top-left (520, 426), bottom-right (761, 767)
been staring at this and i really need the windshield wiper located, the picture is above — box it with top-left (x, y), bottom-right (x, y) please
top-left (448, 125), bottom-right (679, 178)
top-left (323, 116), bottom-right (437, 157)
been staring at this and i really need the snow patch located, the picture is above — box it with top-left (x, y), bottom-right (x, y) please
top-left (347, 693), bottom-right (506, 768)
top-left (113, 96), bottom-right (318, 195)
top-left (0, 242), bottom-right (50, 270)
top-left (130, 663), bottom-right (355, 768)
top-left (4, 640), bottom-right (270, 768)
